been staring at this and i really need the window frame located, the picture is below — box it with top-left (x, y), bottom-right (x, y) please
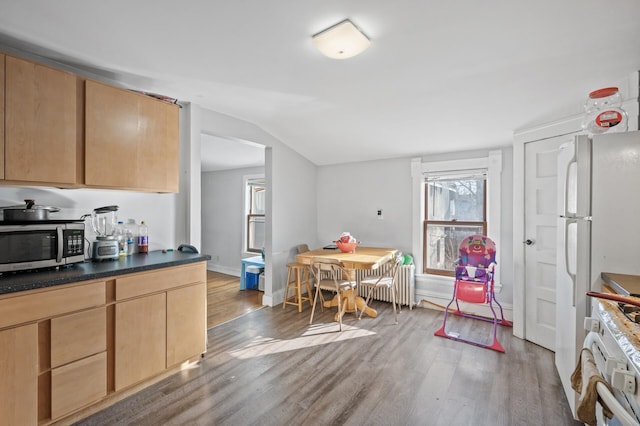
top-left (244, 176), bottom-right (265, 254)
top-left (411, 151), bottom-right (502, 285)
top-left (422, 177), bottom-right (487, 276)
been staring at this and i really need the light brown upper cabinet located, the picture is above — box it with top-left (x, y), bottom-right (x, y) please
top-left (4, 55), bottom-right (82, 185)
top-left (0, 53), bottom-right (5, 180)
top-left (85, 80), bottom-right (179, 193)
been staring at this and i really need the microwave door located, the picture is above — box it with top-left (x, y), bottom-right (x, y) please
top-left (0, 226), bottom-right (60, 271)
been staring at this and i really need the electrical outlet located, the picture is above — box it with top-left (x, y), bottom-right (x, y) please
top-left (377, 209), bottom-right (383, 220)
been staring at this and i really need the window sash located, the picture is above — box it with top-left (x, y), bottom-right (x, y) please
top-left (246, 214), bottom-right (265, 253)
top-left (423, 177), bottom-right (487, 276)
top-left (423, 221), bottom-right (487, 276)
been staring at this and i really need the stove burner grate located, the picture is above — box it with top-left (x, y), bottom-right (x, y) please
top-left (618, 302), bottom-right (640, 323)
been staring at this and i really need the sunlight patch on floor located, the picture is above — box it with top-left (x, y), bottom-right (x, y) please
top-left (228, 323), bottom-right (376, 359)
top-left (179, 358), bottom-right (202, 372)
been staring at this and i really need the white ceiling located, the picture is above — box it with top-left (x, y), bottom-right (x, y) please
top-left (1, 1), bottom-right (639, 166)
top-left (200, 134), bottom-right (264, 172)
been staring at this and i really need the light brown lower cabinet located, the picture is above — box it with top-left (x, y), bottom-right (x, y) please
top-left (48, 307), bottom-right (108, 420)
top-left (0, 261), bottom-right (207, 425)
top-left (115, 292), bottom-right (167, 391)
top-left (51, 306), bottom-right (107, 368)
top-left (0, 324), bottom-right (38, 426)
top-left (167, 282), bottom-right (207, 367)
top-left (51, 352), bottom-right (107, 419)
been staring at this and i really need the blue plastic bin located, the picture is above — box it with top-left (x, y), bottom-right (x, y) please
top-left (246, 266), bottom-right (262, 290)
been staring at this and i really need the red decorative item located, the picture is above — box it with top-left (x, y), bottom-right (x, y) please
top-left (336, 240), bottom-right (358, 253)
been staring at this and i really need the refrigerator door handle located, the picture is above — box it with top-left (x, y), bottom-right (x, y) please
top-left (562, 159), bottom-right (573, 218)
top-left (558, 142), bottom-right (576, 219)
top-left (564, 218), bottom-right (577, 307)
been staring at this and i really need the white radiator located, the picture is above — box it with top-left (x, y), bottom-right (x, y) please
top-left (356, 264), bottom-right (415, 309)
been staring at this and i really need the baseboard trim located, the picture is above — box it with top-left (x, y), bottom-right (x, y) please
top-left (206, 262), bottom-right (240, 277)
top-left (416, 288), bottom-right (513, 322)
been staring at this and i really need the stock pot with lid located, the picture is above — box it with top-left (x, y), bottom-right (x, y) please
top-left (1, 199), bottom-right (60, 221)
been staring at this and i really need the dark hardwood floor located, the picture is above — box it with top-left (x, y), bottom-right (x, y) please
top-left (75, 299), bottom-right (580, 426)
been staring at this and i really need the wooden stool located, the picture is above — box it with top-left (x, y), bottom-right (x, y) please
top-left (283, 262), bottom-right (313, 312)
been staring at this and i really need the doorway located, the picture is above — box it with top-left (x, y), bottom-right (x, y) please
top-left (200, 133), bottom-right (266, 327)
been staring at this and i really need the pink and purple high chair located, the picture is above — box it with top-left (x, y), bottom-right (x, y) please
top-left (434, 234), bottom-right (512, 352)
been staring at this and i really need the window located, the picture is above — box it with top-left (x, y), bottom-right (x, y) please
top-left (411, 151), bottom-right (501, 282)
top-left (423, 173), bottom-right (487, 276)
top-left (246, 177), bottom-right (265, 253)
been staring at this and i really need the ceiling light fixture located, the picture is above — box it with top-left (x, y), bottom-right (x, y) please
top-left (312, 19), bottom-right (370, 60)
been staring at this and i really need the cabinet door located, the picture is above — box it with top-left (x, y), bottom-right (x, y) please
top-left (4, 55), bottom-right (79, 184)
top-left (0, 324), bottom-right (38, 425)
top-left (114, 293), bottom-right (166, 391)
top-left (167, 283), bottom-right (206, 367)
top-left (0, 53), bottom-right (5, 180)
top-left (85, 80), bottom-right (179, 192)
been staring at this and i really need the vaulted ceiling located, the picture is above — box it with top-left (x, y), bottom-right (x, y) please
top-left (1, 1), bottom-right (639, 166)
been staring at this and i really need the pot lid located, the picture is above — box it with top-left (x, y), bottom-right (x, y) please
top-left (1, 199), bottom-right (60, 212)
top-left (93, 205), bottom-right (119, 213)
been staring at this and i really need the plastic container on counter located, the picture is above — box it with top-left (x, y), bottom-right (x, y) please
top-left (582, 87), bottom-right (628, 136)
top-left (138, 221), bottom-right (149, 254)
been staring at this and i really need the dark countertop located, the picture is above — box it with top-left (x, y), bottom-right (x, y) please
top-left (0, 250), bottom-right (211, 295)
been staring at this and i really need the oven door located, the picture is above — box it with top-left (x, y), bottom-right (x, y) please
top-left (584, 330), bottom-right (640, 426)
top-left (0, 225), bottom-right (63, 272)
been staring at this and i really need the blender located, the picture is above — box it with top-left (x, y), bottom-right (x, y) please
top-left (88, 205), bottom-right (120, 260)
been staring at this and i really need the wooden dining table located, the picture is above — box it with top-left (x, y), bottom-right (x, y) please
top-left (296, 246), bottom-right (398, 319)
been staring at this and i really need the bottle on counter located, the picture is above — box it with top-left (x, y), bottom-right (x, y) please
top-left (138, 221), bottom-right (149, 254)
top-left (125, 220), bottom-right (135, 255)
top-left (116, 221), bottom-right (128, 256)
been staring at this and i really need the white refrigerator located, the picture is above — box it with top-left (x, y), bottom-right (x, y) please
top-left (556, 130), bottom-right (640, 416)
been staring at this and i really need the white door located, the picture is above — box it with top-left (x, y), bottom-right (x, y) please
top-left (523, 134), bottom-right (573, 350)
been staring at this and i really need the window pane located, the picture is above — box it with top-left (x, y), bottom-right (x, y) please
top-left (251, 187), bottom-right (265, 214)
top-left (427, 179), bottom-right (485, 221)
top-left (247, 215), bottom-right (265, 252)
top-left (425, 225), bottom-right (484, 272)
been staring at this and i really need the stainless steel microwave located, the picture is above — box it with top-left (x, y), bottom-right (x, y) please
top-left (0, 221), bottom-right (85, 272)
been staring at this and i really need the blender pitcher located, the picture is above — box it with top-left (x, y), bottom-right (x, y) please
top-left (90, 205), bottom-right (119, 238)
top-left (86, 205), bottom-right (120, 261)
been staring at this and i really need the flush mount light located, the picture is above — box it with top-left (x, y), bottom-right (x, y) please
top-left (312, 19), bottom-right (370, 60)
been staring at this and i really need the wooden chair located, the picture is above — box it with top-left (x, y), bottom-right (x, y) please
top-left (358, 252), bottom-right (404, 324)
top-left (282, 244), bottom-right (314, 312)
top-left (283, 262), bottom-right (313, 312)
top-left (309, 257), bottom-right (356, 331)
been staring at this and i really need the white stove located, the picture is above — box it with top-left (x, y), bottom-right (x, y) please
top-left (586, 297), bottom-right (640, 425)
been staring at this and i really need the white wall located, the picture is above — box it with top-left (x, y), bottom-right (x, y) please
top-left (201, 166), bottom-right (264, 275)
top-left (0, 186), bottom-right (180, 254)
top-left (317, 157), bottom-right (413, 254)
top-left (317, 149), bottom-right (514, 315)
top-left (185, 105), bottom-right (317, 307)
top-left (416, 148), bottom-right (514, 310)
